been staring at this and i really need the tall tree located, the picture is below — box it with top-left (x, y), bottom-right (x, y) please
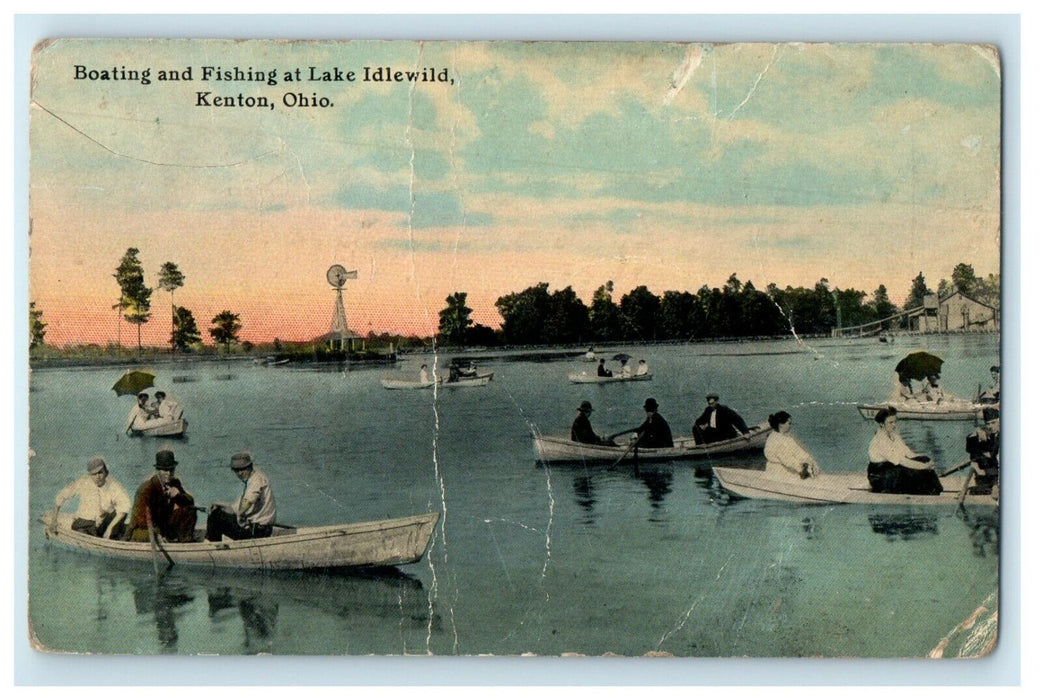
top-left (871, 285), bottom-right (898, 324)
top-left (29, 302), bottom-right (47, 349)
top-left (951, 263), bottom-right (979, 296)
top-left (495, 283), bottom-right (552, 345)
top-left (618, 285), bottom-right (661, 341)
top-left (171, 306), bottom-right (201, 351)
top-left (158, 262), bottom-right (185, 353)
top-left (903, 271), bottom-right (931, 310)
top-left (438, 292), bottom-right (473, 347)
top-left (209, 310), bottom-right (242, 354)
top-left (546, 286), bottom-right (589, 343)
top-left (113, 248), bottom-right (152, 352)
top-left (588, 281), bottom-right (620, 341)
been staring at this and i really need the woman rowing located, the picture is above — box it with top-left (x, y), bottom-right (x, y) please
top-left (866, 406), bottom-right (942, 495)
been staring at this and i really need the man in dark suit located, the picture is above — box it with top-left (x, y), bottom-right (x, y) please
top-left (126, 449), bottom-right (197, 543)
top-left (966, 407), bottom-right (1000, 495)
top-left (693, 394), bottom-right (750, 444)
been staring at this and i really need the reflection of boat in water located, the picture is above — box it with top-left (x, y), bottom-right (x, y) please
top-left (534, 423), bottom-right (770, 464)
top-left (43, 511), bottom-right (439, 570)
top-left (868, 512), bottom-right (939, 540)
top-left (856, 399), bottom-right (986, 421)
top-left (713, 468), bottom-right (997, 506)
top-left (128, 417), bottom-right (187, 438)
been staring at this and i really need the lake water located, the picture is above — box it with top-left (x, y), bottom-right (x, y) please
top-left (26, 334), bottom-right (1001, 657)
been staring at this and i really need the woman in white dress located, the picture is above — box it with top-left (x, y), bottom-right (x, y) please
top-left (763, 411), bottom-right (820, 480)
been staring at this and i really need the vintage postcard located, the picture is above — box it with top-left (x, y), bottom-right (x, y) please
top-left (28, 39), bottom-right (1001, 658)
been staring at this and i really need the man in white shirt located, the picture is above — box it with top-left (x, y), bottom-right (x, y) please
top-left (49, 456), bottom-right (131, 539)
top-left (206, 451), bottom-right (277, 541)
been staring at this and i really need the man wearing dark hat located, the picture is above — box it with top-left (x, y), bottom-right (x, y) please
top-left (626, 398), bottom-right (673, 449)
top-left (570, 401), bottom-right (615, 446)
top-left (205, 452), bottom-right (276, 542)
top-left (126, 449), bottom-right (197, 543)
top-left (49, 456), bottom-right (131, 539)
top-left (966, 407), bottom-right (1000, 495)
top-left (692, 394), bottom-right (750, 445)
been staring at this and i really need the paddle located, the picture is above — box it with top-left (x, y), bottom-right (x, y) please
top-left (940, 459), bottom-right (972, 477)
top-left (609, 440), bottom-right (638, 470)
top-left (956, 467), bottom-right (976, 508)
top-left (146, 515), bottom-right (174, 572)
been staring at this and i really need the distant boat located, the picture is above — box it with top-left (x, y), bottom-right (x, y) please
top-left (856, 399), bottom-right (986, 421)
top-left (381, 373), bottom-right (492, 390)
top-left (41, 511), bottom-right (439, 571)
top-left (534, 423), bottom-right (769, 463)
top-left (567, 371), bottom-right (652, 384)
top-left (128, 418), bottom-right (187, 438)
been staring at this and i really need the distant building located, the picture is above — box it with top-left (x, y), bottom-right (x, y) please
top-left (910, 291), bottom-right (998, 332)
top-left (313, 329), bottom-right (362, 351)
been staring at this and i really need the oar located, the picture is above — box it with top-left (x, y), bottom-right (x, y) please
top-left (956, 467), bottom-right (976, 508)
top-left (940, 459), bottom-right (972, 477)
top-left (146, 517), bottom-right (174, 572)
top-left (608, 440), bottom-right (638, 471)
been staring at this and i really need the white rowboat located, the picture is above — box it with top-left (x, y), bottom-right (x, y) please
top-left (713, 467), bottom-right (996, 506)
top-left (856, 400), bottom-right (985, 421)
top-left (129, 418), bottom-right (187, 437)
top-left (42, 511), bottom-right (440, 571)
top-left (534, 423), bottom-right (770, 463)
top-left (567, 372), bottom-right (653, 384)
top-left (380, 373), bottom-right (492, 390)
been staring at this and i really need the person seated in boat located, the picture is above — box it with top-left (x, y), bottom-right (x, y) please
top-left (570, 400), bottom-right (615, 446)
top-left (693, 394), bottom-right (750, 444)
top-left (625, 398), bottom-right (673, 449)
top-left (979, 366), bottom-right (1000, 404)
top-left (48, 456), bottom-right (131, 539)
top-left (620, 358), bottom-right (633, 378)
top-left (966, 407), bottom-right (1000, 496)
top-left (419, 364), bottom-right (431, 384)
top-left (596, 359), bottom-right (613, 377)
top-left (867, 407), bottom-right (942, 495)
top-left (888, 373), bottom-right (917, 402)
top-left (448, 364), bottom-right (461, 383)
top-left (764, 411), bottom-right (820, 480)
top-left (151, 391), bottom-right (183, 421)
top-left (126, 449), bottom-right (198, 543)
top-left (584, 346), bottom-right (596, 361)
top-left (206, 452), bottom-right (276, 541)
top-left (124, 392), bottom-right (159, 433)
top-left (919, 374), bottom-right (947, 403)
top-left (635, 359), bottom-right (649, 376)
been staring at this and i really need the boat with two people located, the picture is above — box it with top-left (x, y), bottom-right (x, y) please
top-left (534, 423), bottom-right (771, 463)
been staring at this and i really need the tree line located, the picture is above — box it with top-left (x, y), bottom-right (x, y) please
top-left (437, 263), bottom-right (1000, 347)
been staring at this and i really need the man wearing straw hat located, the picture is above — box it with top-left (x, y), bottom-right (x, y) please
top-left (205, 451), bottom-right (277, 542)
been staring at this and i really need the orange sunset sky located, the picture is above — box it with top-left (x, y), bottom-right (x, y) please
top-left (29, 40), bottom-right (1001, 347)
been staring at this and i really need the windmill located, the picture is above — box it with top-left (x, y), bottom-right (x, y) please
top-left (327, 264), bottom-right (358, 351)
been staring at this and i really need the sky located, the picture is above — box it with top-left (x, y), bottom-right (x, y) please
top-left (28, 39), bottom-right (1001, 346)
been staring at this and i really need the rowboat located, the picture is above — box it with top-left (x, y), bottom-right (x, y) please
top-left (534, 423), bottom-right (771, 463)
top-left (856, 400), bottom-right (985, 421)
top-left (567, 371), bottom-right (653, 384)
top-left (129, 418), bottom-right (187, 438)
top-left (381, 373), bottom-right (492, 389)
top-left (713, 467), bottom-right (997, 506)
top-left (42, 511), bottom-right (440, 571)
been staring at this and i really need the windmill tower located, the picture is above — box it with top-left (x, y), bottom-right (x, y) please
top-left (326, 264), bottom-right (358, 351)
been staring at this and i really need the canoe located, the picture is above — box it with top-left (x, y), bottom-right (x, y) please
top-left (381, 373), bottom-right (491, 389)
top-left (713, 467), bottom-right (997, 506)
top-left (129, 418), bottom-right (187, 437)
top-left (534, 422), bottom-right (771, 463)
top-left (42, 511), bottom-right (440, 571)
top-left (567, 372), bottom-right (653, 384)
top-left (856, 400), bottom-right (985, 421)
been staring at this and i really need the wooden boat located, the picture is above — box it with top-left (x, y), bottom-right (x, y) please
top-left (381, 373), bottom-right (492, 389)
top-left (567, 371), bottom-right (653, 384)
top-left (856, 399), bottom-right (985, 421)
top-left (534, 423), bottom-right (771, 463)
top-left (42, 511), bottom-right (440, 571)
top-left (128, 418), bottom-right (187, 438)
top-left (713, 467), bottom-right (997, 506)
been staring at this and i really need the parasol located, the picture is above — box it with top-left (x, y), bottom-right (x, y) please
top-left (894, 352), bottom-right (944, 382)
top-left (612, 353), bottom-right (632, 362)
top-left (112, 370), bottom-right (156, 396)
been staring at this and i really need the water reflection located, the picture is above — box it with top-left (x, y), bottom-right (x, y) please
top-left (572, 475), bottom-right (596, 525)
top-left (957, 507), bottom-right (1000, 558)
top-left (633, 465), bottom-right (673, 515)
top-left (131, 575), bottom-right (196, 651)
top-left (868, 512), bottom-right (939, 541)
